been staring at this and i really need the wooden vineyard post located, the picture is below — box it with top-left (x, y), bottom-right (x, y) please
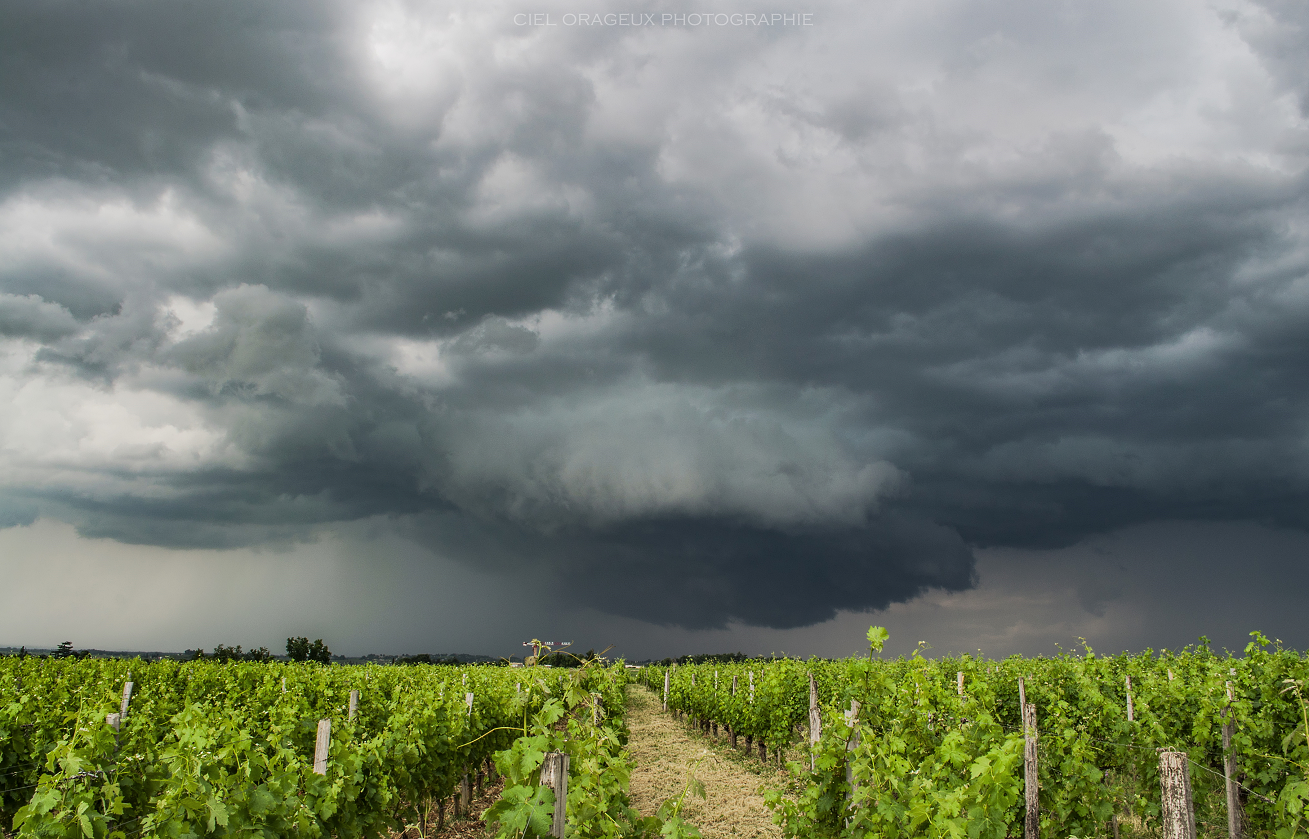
top-left (1159, 750), bottom-right (1197, 839)
top-left (349, 690), bottom-right (359, 720)
top-left (1223, 682), bottom-right (1243, 839)
top-left (957, 671), bottom-right (964, 696)
top-left (120, 680), bottom-right (133, 718)
top-left (749, 671), bottom-right (755, 703)
top-left (282, 676), bottom-right (286, 694)
top-left (844, 700), bottom-right (862, 820)
top-left (465, 692), bottom-right (474, 716)
top-left (808, 672), bottom-right (821, 772)
top-left (1126, 676), bottom-right (1134, 722)
top-left (106, 712), bottom-right (121, 751)
top-left (712, 670), bottom-right (719, 738)
top-left (663, 669), bottom-right (670, 712)
top-left (313, 719), bottom-right (331, 775)
top-left (1023, 701), bottom-right (1039, 839)
top-left (730, 674), bottom-right (739, 748)
top-left (460, 773), bottom-right (472, 816)
top-left (541, 751), bottom-right (569, 839)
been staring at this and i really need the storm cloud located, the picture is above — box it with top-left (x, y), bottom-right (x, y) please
top-left (2, 0), bottom-right (1308, 641)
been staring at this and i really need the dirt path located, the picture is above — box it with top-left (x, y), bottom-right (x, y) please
top-left (624, 686), bottom-right (786, 839)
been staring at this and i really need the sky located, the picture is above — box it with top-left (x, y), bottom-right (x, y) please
top-left (1, 0), bottom-right (1308, 661)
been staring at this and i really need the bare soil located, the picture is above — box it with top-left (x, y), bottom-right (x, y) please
top-left (391, 773), bottom-right (502, 839)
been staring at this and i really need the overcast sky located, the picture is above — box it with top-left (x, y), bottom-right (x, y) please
top-left (2, 0), bottom-right (1308, 660)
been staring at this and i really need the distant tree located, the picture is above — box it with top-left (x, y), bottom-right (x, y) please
top-left (286, 637), bottom-right (331, 664)
top-left (675, 652), bottom-right (752, 665)
top-left (52, 641), bottom-right (75, 659)
top-left (182, 649), bottom-right (205, 661)
top-left (211, 644), bottom-right (273, 663)
top-left (538, 649), bottom-right (595, 669)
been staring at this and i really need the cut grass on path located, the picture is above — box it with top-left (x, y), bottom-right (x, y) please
top-left (624, 685), bottom-right (787, 839)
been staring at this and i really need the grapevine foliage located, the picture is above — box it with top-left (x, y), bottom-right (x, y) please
top-left (0, 657), bottom-right (646, 838)
top-left (639, 632), bottom-right (1309, 837)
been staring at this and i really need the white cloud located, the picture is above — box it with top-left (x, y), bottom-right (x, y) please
top-left (0, 355), bottom-right (239, 496)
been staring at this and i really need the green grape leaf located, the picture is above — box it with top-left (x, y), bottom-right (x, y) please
top-left (867, 626), bottom-right (889, 654)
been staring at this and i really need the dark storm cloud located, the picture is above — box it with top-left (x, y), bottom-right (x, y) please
top-left (2, 0), bottom-right (1308, 632)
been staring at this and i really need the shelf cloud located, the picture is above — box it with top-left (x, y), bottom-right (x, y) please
top-left (2, 0), bottom-right (1308, 643)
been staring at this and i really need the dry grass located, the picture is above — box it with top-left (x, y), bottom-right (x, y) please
top-left (624, 685), bottom-right (789, 839)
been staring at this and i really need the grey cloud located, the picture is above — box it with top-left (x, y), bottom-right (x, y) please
top-left (0, 293), bottom-right (79, 340)
top-left (169, 284), bottom-right (344, 405)
top-left (428, 382), bottom-right (901, 529)
top-left (2, 0), bottom-right (1309, 639)
top-left (448, 317), bottom-right (541, 357)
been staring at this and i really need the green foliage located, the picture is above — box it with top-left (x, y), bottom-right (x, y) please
top-left (0, 658), bottom-right (557, 838)
top-left (285, 638), bottom-right (331, 664)
top-left (482, 658), bottom-right (694, 839)
top-left (639, 633), bottom-right (1309, 838)
top-left (208, 645), bottom-right (273, 663)
top-left (49, 642), bottom-right (86, 661)
top-left (866, 626), bottom-right (888, 655)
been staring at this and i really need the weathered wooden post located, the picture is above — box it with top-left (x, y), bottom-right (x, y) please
top-left (1223, 682), bottom-right (1243, 839)
top-left (1126, 675), bottom-right (1134, 722)
top-left (808, 672), bottom-right (821, 772)
top-left (1023, 701), bottom-right (1039, 839)
top-left (348, 690), bottom-right (359, 720)
top-left (1159, 750), bottom-right (1196, 839)
top-left (460, 773), bottom-right (472, 815)
top-left (120, 681), bottom-right (133, 718)
top-left (541, 751), bottom-right (569, 839)
top-left (313, 719), bottom-right (331, 775)
top-left (844, 700), bottom-right (862, 819)
top-left (105, 712), bottom-right (121, 751)
top-left (730, 674), bottom-right (739, 747)
top-left (957, 671), bottom-right (964, 696)
top-left (663, 669), bottom-right (670, 712)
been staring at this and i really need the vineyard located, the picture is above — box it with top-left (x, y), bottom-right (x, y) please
top-left (639, 631), bottom-right (1309, 838)
top-left (6, 632), bottom-right (1309, 839)
top-left (0, 655), bottom-right (671, 839)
